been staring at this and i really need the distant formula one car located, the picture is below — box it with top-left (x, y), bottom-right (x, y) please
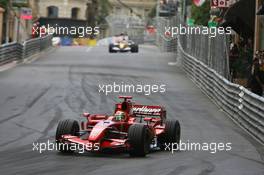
top-left (55, 96), bottom-right (181, 157)
top-left (109, 34), bottom-right (139, 53)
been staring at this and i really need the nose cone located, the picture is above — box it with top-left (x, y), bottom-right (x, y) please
top-left (88, 120), bottom-right (113, 142)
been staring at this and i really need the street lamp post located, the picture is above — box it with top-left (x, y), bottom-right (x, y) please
top-left (16, 10), bottom-right (20, 42)
top-left (254, 0), bottom-right (263, 54)
top-left (156, 0), bottom-right (160, 47)
top-left (5, 0), bottom-right (12, 43)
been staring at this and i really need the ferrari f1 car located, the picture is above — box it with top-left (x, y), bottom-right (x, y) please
top-left (55, 96), bottom-right (181, 157)
top-left (109, 34), bottom-right (139, 53)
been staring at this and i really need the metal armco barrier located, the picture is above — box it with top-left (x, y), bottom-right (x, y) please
top-left (0, 42), bottom-right (23, 66)
top-left (23, 35), bottom-right (53, 58)
top-left (0, 35), bottom-right (52, 65)
top-left (178, 38), bottom-right (264, 145)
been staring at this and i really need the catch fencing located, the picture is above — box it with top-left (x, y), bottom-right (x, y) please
top-left (0, 35), bottom-right (52, 66)
top-left (156, 16), bottom-right (229, 79)
top-left (179, 31), bottom-right (230, 79)
top-left (156, 17), bottom-right (178, 52)
top-left (157, 16), bottom-right (264, 144)
top-left (106, 15), bottom-right (145, 44)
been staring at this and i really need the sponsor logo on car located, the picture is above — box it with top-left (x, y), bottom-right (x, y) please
top-left (132, 106), bottom-right (161, 115)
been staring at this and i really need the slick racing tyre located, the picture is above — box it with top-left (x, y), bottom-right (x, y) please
top-left (131, 44), bottom-right (138, 53)
top-left (109, 44), bottom-right (115, 53)
top-left (56, 119), bottom-right (80, 153)
top-left (158, 119), bottom-right (181, 150)
top-left (128, 124), bottom-right (150, 157)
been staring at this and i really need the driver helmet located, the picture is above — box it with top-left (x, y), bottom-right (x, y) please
top-left (115, 111), bottom-right (125, 121)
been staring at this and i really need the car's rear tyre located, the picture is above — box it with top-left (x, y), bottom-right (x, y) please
top-left (131, 44), bottom-right (138, 53)
top-left (128, 124), bottom-right (150, 157)
top-left (158, 119), bottom-right (181, 150)
top-left (55, 119), bottom-right (79, 153)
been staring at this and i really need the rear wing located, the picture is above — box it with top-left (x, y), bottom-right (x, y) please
top-left (132, 105), bottom-right (166, 119)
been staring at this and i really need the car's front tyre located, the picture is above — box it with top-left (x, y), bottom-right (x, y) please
top-left (109, 44), bottom-right (115, 53)
top-left (128, 124), bottom-right (150, 157)
top-left (55, 119), bottom-right (79, 153)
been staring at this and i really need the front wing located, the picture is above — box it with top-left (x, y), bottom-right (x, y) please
top-left (61, 135), bottom-right (129, 152)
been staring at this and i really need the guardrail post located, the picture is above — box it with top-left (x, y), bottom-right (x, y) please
top-left (22, 41), bottom-right (26, 60)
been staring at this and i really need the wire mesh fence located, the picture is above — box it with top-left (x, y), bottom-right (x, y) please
top-left (106, 15), bottom-right (145, 44)
top-left (157, 16), bottom-right (230, 79)
top-left (156, 17), bottom-right (178, 52)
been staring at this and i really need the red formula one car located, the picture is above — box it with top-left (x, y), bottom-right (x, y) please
top-left (55, 96), bottom-right (181, 157)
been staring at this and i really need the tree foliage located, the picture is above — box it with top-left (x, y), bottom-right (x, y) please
top-left (96, 0), bottom-right (111, 25)
top-left (191, 0), bottom-right (210, 26)
top-left (0, 0), bottom-right (8, 8)
top-left (148, 5), bottom-right (156, 19)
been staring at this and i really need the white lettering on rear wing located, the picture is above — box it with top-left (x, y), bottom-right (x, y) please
top-left (132, 105), bottom-right (162, 116)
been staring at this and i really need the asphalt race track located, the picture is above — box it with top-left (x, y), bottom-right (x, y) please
top-left (0, 45), bottom-right (263, 175)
